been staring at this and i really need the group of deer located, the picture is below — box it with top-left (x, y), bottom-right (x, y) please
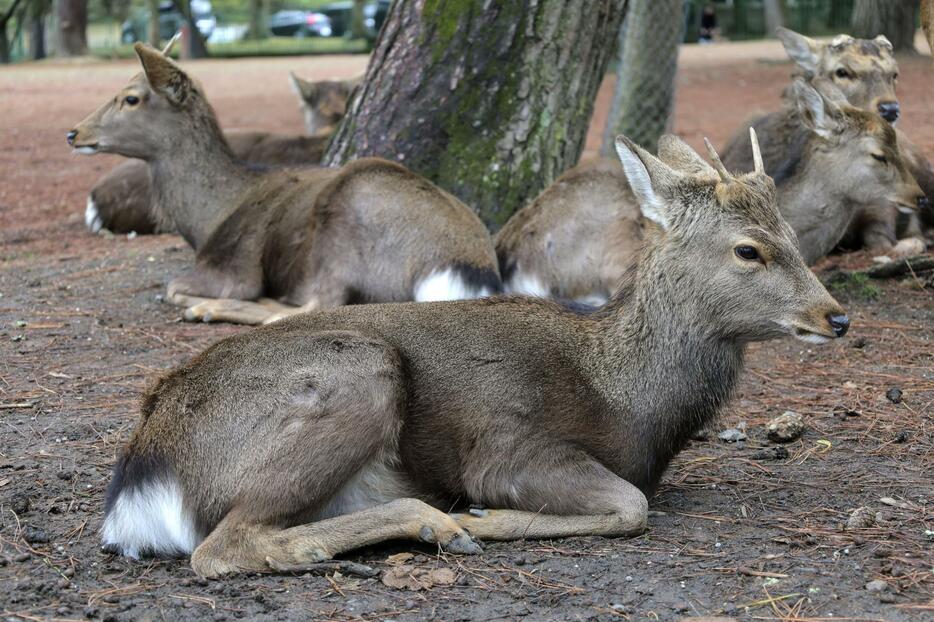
top-left (64, 27), bottom-right (927, 578)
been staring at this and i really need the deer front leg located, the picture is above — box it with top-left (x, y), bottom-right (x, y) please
top-left (184, 297), bottom-right (300, 325)
top-left (453, 449), bottom-right (648, 542)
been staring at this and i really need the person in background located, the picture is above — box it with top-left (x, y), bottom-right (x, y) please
top-left (699, 4), bottom-right (718, 44)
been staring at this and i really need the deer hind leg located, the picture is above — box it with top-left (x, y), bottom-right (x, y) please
top-left (183, 297), bottom-right (299, 325)
top-left (452, 445), bottom-right (647, 543)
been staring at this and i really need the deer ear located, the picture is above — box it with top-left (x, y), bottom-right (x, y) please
top-left (794, 80), bottom-right (843, 139)
top-left (289, 72), bottom-right (317, 103)
top-left (615, 136), bottom-right (681, 230)
top-left (135, 42), bottom-right (191, 105)
top-left (776, 28), bottom-right (819, 74)
top-left (657, 134), bottom-right (716, 178)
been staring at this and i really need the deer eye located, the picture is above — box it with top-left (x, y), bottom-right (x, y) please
top-left (124, 95), bottom-right (140, 106)
top-left (835, 68), bottom-right (852, 79)
top-left (871, 153), bottom-right (887, 164)
top-left (892, 72), bottom-right (899, 81)
top-left (735, 246), bottom-right (760, 262)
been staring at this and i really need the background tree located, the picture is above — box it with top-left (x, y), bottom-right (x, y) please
top-left (172, 0), bottom-right (208, 57)
top-left (55, 0), bottom-right (87, 56)
top-left (852, 0), bottom-right (919, 53)
top-left (147, 0), bottom-right (159, 46)
top-left (27, 0), bottom-right (51, 60)
top-left (349, 0), bottom-right (365, 39)
top-left (246, 0), bottom-right (269, 39)
top-left (763, 0), bottom-right (784, 34)
top-left (0, 0), bottom-right (24, 63)
top-left (601, 0), bottom-right (682, 155)
top-left (325, 0), bottom-right (629, 228)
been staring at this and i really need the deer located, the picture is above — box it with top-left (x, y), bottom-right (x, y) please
top-left (495, 80), bottom-right (924, 303)
top-left (69, 43), bottom-right (499, 325)
top-left (99, 130), bottom-right (849, 578)
top-left (721, 28), bottom-right (931, 256)
top-left (85, 68), bottom-right (361, 235)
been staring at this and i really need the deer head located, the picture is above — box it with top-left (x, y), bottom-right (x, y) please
top-left (777, 27), bottom-right (900, 123)
top-left (288, 72), bottom-right (360, 136)
top-left (794, 79), bottom-right (922, 215)
top-left (67, 43), bottom-right (221, 160)
top-left (616, 131), bottom-right (849, 343)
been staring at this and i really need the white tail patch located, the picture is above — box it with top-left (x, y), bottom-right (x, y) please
top-left (503, 271), bottom-right (549, 298)
top-left (414, 268), bottom-right (492, 302)
top-left (85, 197), bottom-right (103, 233)
top-left (101, 476), bottom-right (200, 559)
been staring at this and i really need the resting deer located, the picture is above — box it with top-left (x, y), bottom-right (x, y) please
top-left (496, 80), bottom-right (923, 303)
top-left (69, 44), bottom-right (498, 325)
top-left (100, 132), bottom-right (849, 578)
top-left (85, 71), bottom-right (361, 235)
top-left (722, 28), bottom-right (931, 254)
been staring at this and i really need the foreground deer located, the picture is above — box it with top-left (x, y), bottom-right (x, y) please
top-left (496, 80), bottom-right (923, 303)
top-left (69, 44), bottom-right (498, 324)
top-left (722, 28), bottom-right (931, 253)
top-left (86, 71), bottom-right (361, 235)
top-left (100, 132), bottom-right (848, 577)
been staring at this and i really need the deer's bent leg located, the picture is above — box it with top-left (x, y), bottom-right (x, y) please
top-left (183, 297), bottom-right (299, 325)
top-left (453, 447), bottom-right (647, 542)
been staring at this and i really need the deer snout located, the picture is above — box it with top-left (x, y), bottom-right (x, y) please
top-left (918, 196), bottom-right (930, 212)
top-left (827, 313), bottom-right (850, 338)
top-left (877, 101), bottom-right (900, 123)
top-left (66, 130), bottom-right (77, 146)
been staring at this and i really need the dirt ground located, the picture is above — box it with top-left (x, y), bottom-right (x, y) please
top-left (1, 39), bottom-right (932, 622)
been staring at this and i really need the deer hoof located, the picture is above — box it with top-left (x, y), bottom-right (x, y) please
top-left (443, 532), bottom-right (483, 555)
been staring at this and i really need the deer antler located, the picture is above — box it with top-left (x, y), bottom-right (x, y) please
top-left (704, 137), bottom-right (732, 183)
top-left (162, 32), bottom-right (181, 57)
top-left (749, 128), bottom-right (764, 175)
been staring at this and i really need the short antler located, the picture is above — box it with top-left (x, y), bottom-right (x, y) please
top-left (162, 32), bottom-right (181, 56)
top-left (749, 128), bottom-right (764, 175)
top-left (703, 137), bottom-right (732, 183)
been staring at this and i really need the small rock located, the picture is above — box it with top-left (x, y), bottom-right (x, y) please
top-left (893, 431), bottom-right (909, 444)
top-left (23, 526), bottom-right (50, 544)
top-left (10, 493), bottom-right (30, 514)
top-left (751, 446), bottom-right (789, 460)
top-left (718, 428), bottom-right (746, 443)
top-left (843, 381), bottom-right (858, 389)
top-left (865, 579), bottom-right (888, 593)
top-left (846, 507), bottom-right (875, 530)
top-left (885, 388), bottom-right (903, 404)
top-left (13, 553), bottom-right (30, 562)
top-left (850, 336), bottom-right (868, 349)
top-left (767, 411), bottom-right (805, 443)
top-left (879, 593), bottom-right (897, 604)
top-left (56, 471), bottom-right (74, 481)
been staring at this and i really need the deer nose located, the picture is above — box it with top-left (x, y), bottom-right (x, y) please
top-left (66, 130), bottom-right (77, 146)
top-left (877, 101), bottom-right (900, 123)
top-left (827, 313), bottom-right (850, 338)
top-left (919, 196), bottom-right (930, 211)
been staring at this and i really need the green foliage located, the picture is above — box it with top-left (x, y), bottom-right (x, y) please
top-left (92, 34), bottom-right (366, 57)
top-left (825, 271), bottom-right (882, 300)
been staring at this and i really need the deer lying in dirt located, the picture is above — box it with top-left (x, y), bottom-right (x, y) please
top-left (99, 131), bottom-right (849, 578)
top-left (496, 81), bottom-right (923, 303)
top-left (85, 71), bottom-right (361, 235)
top-left (722, 28), bottom-right (931, 255)
top-left (69, 44), bottom-right (498, 325)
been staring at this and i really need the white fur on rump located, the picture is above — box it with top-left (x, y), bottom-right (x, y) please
top-left (503, 272), bottom-right (549, 298)
top-left (414, 268), bottom-right (493, 302)
top-left (101, 475), bottom-right (200, 559)
top-left (85, 197), bottom-right (103, 233)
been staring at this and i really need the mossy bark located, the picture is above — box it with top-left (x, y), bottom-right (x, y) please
top-left (323, 0), bottom-right (629, 230)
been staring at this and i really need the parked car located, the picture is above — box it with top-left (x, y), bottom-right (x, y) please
top-left (269, 10), bottom-right (334, 38)
top-left (318, 0), bottom-right (390, 39)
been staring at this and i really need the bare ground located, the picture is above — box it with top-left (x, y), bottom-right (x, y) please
top-left (0, 41), bottom-right (932, 621)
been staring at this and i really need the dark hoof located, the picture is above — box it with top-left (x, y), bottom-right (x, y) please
top-left (444, 532), bottom-right (482, 555)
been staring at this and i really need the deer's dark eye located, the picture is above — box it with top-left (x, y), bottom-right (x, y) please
top-left (835, 68), bottom-right (852, 79)
top-left (124, 95), bottom-right (140, 106)
top-left (871, 153), bottom-right (887, 164)
top-left (735, 246), bottom-right (760, 261)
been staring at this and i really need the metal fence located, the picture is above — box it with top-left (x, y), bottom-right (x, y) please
top-left (683, 0), bottom-right (856, 43)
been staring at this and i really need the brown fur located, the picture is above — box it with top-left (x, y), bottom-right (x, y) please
top-left (71, 44), bottom-right (499, 322)
top-left (722, 28), bottom-right (931, 249)
top-left (496, 81), bottom-right (923, 300)
top-left (86, 72), bottom-right (354, 235)
top-left (101, 135), bottom-right (848, 577)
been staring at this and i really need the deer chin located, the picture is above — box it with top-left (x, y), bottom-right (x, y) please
top-left (74, 145), bottom-right (99, 155)
top-left (895, 204), bottom-right (916, 215)
top-left (777, 320), bottom-right (833, 344)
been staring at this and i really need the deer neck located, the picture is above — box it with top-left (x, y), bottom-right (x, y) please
top-left (593, 246), bottom-right (745, 487)
top-left (148, 118), bottom-right (253, 251)
top-left (776, 151), bottom-right (858, 265)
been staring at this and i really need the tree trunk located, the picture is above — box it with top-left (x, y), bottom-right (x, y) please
top-left (324, 0), bottom-right (629, 229)
top-left (763, 0), bottom-right (784, 35)
top-left (600, 0), bottom-right (682, 155)
top-left (852, 0), bottom-right (918, 53)
top-left (172, 0), bottom-right (208, 58)
top-left (55, 0), bottom-right (87, 56)
top-left (147, 0), bottom-right (159, 46)
top-left (350, 0), bottom-right (365, 39)
top-left (0, 0), bottom-right (24, 62)
top-left (246, 0), bottom-right (268, 39)
top-left (29, 11), bottom-right (44, 58)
